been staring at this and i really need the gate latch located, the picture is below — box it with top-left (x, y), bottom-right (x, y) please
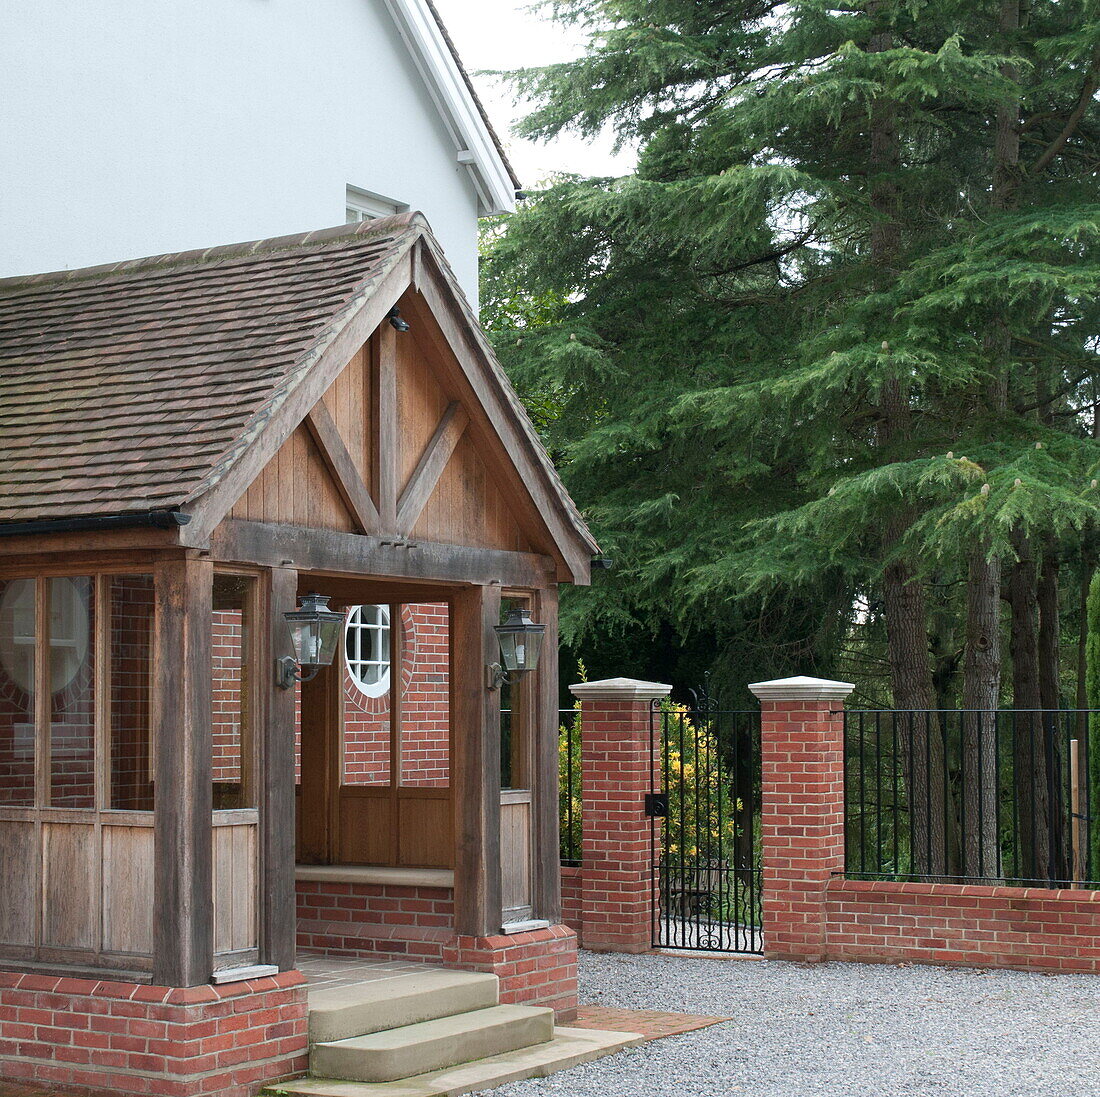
top-left (644, 792), bottom-right (669, 818)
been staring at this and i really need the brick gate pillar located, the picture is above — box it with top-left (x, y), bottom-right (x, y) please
top-left (570, 677), bottom-right (672, 953)
top-left (748, 675), bottom-right (854, 963)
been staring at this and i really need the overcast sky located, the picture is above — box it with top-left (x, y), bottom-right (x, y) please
top-left (430, 0), bottom-right (635, 186)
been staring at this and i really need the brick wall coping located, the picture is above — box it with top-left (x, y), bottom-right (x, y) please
top-left (295, 865), bottom-right (455, 888)
top-left (0, 969), bottom-right (305, 1003)
top-left (828, 877), bottom-right (1100, 903)
top-left (569, 677), bottom-right (672, 701)
top-left (748, 675), bottom-right (855, 702)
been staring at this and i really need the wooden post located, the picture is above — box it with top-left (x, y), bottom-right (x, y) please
top-left (532, 584), bottom-right (561, 924)
top-left (450, 583), bottom-right (502, 936)
top-left (262, 566), bottom-right (298, 970)
top-left (153, 555), bottom-right (214, 987)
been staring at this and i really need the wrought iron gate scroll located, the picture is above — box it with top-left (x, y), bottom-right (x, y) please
top-left (650, 699), bottom-right (762, 953)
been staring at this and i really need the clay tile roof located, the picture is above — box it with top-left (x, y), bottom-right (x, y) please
top-left (0, 215), bottom-right (596, 555)
top-left (0, 215), bottom-right (423, 525)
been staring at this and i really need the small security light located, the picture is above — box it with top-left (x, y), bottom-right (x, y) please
top-left (276, 593), bottom-right (344, 689)
top-left (486, 607), bottom-right (545, 691)
top-left (388, 306), bottom-right (411, 333)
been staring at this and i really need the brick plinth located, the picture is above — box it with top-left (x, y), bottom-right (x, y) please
top-left (443, 924), bottom-right (579, 1020)
top-left (0, 970), bottom-right (308, 1097)
top-left (750, 675), bottom-right (853, 963)
top-left (570, 678), bottom-right (672, 954)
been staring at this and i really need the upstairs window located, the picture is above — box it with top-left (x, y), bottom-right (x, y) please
top-left (345, 186), bottom-right (408, 223)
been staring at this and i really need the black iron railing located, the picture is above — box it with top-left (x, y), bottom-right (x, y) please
top-left (845, 709), bottom-right (1100, 888)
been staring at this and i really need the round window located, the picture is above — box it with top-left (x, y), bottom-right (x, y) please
top-left (345, 605), bottom-right (390, 698)
top-left (0, 577), bottom-right (90, 694)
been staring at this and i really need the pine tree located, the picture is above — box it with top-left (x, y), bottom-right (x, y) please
top-left (484, 0), bottom-right (1100, 875)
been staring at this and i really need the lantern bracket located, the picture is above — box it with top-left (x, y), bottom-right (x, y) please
top-left (276, 656), bottom-right (323, 690)
top-left (486, 661), bottom-right (516, 692)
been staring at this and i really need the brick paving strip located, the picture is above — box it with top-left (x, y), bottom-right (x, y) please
top-left (572, 1004), bottom-right (729, 1040)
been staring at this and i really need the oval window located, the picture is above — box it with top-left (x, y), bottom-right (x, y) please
top-left (344, 604), bottom-right (390, 698)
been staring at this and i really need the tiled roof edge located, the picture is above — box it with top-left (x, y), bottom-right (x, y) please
top-left (0, 212), bottom-right (428, 293)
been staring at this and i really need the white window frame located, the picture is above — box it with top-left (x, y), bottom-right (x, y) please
top-left (345, 604), bottom-right (391, 698)
top-left (345, 185), bottom-right (409, 224)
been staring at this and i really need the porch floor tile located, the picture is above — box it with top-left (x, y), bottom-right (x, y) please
top-left (297, 951), bottom-right (437, 995)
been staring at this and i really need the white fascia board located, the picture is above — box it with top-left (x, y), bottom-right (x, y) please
top-left (381, 0), bottom-right (518, 216)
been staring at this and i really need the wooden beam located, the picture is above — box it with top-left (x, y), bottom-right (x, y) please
top-left (532, 584), bottom-right (562, 923)
top-left (261, 566), bottom-right (298, 971)
top-left (182, 251), bottom-right (414, 544)
top-left (375, 323), bottom-right (399, 532)
top-left (306, 403), bottom-right (381, 535)
top-left (451, 584), bottom-right (503, 936)
top-left (153, 555), bottom-right (214, 986)
top-left (211, 519), bottom-right (557, 590)
top-left (397, 402), bottom-right (469, 534)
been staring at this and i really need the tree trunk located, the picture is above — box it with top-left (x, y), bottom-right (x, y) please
top-left (1007, 528), bottom-right (1050, 881)
top-left (962, 546), bottom-right (1002, 879)
top-left (1038, 546), bottom-right (1068, 879)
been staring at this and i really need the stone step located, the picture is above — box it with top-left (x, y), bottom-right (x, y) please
top-left (308, 971), bottom-right (501, 1043)
top-left (267, 1026), bottom-right (645, 1097)
top-left (310, 1005), bottom-right (555, 1084)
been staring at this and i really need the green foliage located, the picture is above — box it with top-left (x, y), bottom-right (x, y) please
top-left (482, 0), bottom-right (1100, 702)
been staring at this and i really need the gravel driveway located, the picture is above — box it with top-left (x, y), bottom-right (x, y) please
top-left (487, 950), bottom-right (1100, 1097)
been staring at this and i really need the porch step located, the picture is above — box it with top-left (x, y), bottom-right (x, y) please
top-left (309, 971), bottom-right (500, 1043)
top-left (266, 1026), bottom-right (645, 1097)
top-left (311, 1005), bottom-right (555, 1083)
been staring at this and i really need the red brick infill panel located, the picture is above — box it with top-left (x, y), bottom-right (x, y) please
top-left (570, 678), bottom-right (672, 955)
top-left (0, 970), bottom-right (308, 1097)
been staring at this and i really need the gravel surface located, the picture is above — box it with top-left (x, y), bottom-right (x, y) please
top-left (485, 950), bottom-right (1100, 1097)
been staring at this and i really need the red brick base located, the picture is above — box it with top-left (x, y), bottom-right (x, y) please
top-left (561, 864), bottom-right (583, 945)
top-left (0, 971), bottom-right (308, 1097)
top-left (824, 878), bottom-right (1100, 973)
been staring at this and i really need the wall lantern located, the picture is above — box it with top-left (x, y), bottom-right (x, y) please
top-left (276, 593), bottom-right (344, 689)
top-left (486, 607), bottom-right (545, 691)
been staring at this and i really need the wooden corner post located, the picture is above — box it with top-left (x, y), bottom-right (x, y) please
top-left (451, 583), bottom-right (503, 937)
top-left (532, 584), bottom-right (561, 923)
top-left (263, 566), bottom-right (299, 971)
top-left (153, 555), bottom-right (214, 987)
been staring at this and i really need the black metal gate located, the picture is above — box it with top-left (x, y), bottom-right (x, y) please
top-left (649, 700), bottom-right (762, 953)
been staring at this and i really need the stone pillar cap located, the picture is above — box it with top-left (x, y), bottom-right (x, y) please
top-left (569, 677), bottom-right (673, 701)
top-left (748, 675), bottom-right (855, 702)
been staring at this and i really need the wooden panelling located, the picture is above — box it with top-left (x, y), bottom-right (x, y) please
top-left (42, 822), bottom-right (97, 949)
top-left (213, 818), bottom-right (258, 955)
top-left (336, 788), bottom-right (393, 866)
top-left (500, 793), bottom-right (532, 918)
top-left (412, 431), bottom-right (531, 553)
top-left (229, 425), bottom-right (356, 532)
top-left (102, 824), bottom-right (154, 955)
top-left (322, 347), bottom-right (371, 486)
top-left (397, 792), bottom-right (454, 869)
top-left (397, 331), bottom-right (450, 491)
top-left (0, 819), bottom-right (35, 946)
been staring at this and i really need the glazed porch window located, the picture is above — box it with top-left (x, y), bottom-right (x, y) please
top-left (0, 574), bottom-right (155, 811)
top-left (212, 573), bottom-right (257, 810)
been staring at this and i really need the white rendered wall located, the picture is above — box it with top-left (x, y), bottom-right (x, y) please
top-left (0, 0), bottom-right (484, 302)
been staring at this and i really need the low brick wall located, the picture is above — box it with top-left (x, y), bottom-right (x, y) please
top-left (824, 878), bottom-right (1100, 973)
top-left (296, 879), bottom-right (455, 962)
top-left (0, 970), bottom-right (308, 1097)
